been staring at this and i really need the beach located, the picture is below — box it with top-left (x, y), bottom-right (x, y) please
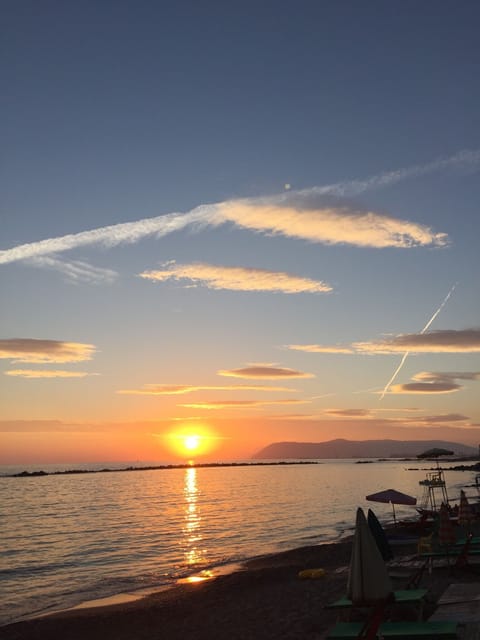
top-left (2, 530), bottom-right (461, 640)
top-left (2, 539), bottom-right (354, 640)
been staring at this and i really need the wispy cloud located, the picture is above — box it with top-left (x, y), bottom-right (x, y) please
top-left (389, 370), bottom-right (480, 394)
top-left (286, 329), bottom-right (480, 356)
top-left (390, 381), bottom-right (461, 394)
top-left (27, 256), bottom-right (118, 284)
top-left (216, 201), bottom-right (447, 249)
top-left (403, 413), bottom-right (470, 425)
top-left (414, 371), bottom-right (480, 382)
top-left (355, 329), bottom-right (480, 354)
top-left (286, 344), bottom-right (354, 354)
top-left (3, 149), bottom-right (474, 266)
top-left (0, 420), bottom-right (97, 433)
top-left (325, 408), bottom-right (372, 417)
top-left (179, 399), bottom-right (310, 410)
top-left (0, 339), bottom-right (96, 363)
top-left (139, 261), bottom-right (332, 294)
top-left (259, 413), bottom-right (319, 421)
top-left (117, 383), bottom-right (296, 395)
top-left (5, 369), bottom-right (97, 378)
top-left (218, 365), bottom-right (315, 379)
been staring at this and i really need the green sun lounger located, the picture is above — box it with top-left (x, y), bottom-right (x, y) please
top-left (326, 620), bottom-right (458, 639)
top-left (326, 589), bottom-right (428, 609)
top-left (420, 549), bottom-right (480, 558)
top-left (325, 589), bottom-right (428, 621)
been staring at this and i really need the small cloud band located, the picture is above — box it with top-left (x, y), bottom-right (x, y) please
top-left (5, 369), bottom-right (96, 379)
top-left (218, 365), bottom-right (315, 379)
top-left (0, 339), bottom-right (96, 363)
top-left (140, 262), bottom-right (332, 294)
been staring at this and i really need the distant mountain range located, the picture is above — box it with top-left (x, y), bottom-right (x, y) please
top-left (253, 439), bottom-right (478, 460)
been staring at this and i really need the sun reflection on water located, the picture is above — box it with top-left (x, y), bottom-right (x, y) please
top-left (182, 467), bottom-right (206, 568)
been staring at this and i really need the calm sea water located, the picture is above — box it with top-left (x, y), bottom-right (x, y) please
top-left (0, 459), bottom-right (477, 626)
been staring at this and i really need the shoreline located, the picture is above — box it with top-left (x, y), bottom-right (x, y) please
top-left (1, 538), bottom-right (355, 639)
top-left (24, 561), bottom-right (248, 623)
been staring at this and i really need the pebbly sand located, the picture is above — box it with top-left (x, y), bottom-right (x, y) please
top-left (0, 531), bottom-right (467, 640)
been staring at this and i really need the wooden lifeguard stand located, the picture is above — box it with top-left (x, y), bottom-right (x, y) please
top-left (417, 448), bottom-right (453, 514)
top-left (418, 468), bottom-right (449, 513)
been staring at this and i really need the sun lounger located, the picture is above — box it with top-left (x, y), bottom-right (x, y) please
top-left (326, 620), bottom-right (458, 639)
top-left (420, 532), bottom-right (480, 571)
top-left (388, 559), bottom-right (428, 588)
top-left (455, 536), bottom-right (480, 546)
top-left (325, 589), bottom-right (428, 620)
top-left (421, 541), bottom-right (480, 572)
top-left (419, 549), bottom-right (480, 558)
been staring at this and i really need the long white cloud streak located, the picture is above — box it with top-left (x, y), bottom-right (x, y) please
top-left (379, 284), bottom-right (457, 399)
top-left (3, 149), bottom-right (477, 265)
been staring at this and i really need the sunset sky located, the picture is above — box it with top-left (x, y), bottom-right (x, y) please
top-left (2, 2), bottom-right (480, 465)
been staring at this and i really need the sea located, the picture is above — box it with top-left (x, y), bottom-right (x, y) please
top-left (1, 458), bottom-right (478, 627)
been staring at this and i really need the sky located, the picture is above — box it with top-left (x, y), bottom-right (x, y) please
top-left (1, 1), bottom-right (480, 465)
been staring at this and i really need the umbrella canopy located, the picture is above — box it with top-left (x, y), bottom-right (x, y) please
top-left (438, 503), bottom-right (456, 547)
top-left (347, 507), bottom-right (393, 606)
top-left (366, 489), bottom-right (417, 524)
top-left (417, 448), bottom-right (454, 459)
top-left (458, 490), bottom-right (473, 527)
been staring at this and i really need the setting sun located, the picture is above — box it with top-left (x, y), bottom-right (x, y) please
top-left (164, 424), bottom-right (218, 459)
top-left (184, 435), bottom-right (200, 451)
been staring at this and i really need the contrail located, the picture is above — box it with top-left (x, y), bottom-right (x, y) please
top-left (295, 149), bottom-right (480, 198)
top-left (0, 205), bottom-right (220, 265)
top-left (379, 283), bottom-right (457, 399)
top-left (1, 149), bottom-right (479, 266)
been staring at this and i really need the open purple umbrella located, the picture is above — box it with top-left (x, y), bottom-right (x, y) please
top-left (366, 489), bottom-right (417, 525)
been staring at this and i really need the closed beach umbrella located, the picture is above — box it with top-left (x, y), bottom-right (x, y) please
top-left (367, 508), bottom-right (393, 561)
top-left (366, 489), bottom-right (417, 525)
top-left (458, 490), bottom-right (473, 528)
top-left (438, 503), bottom-right (456, 547)
top-left (347, 507), bottom-right (393, 606)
